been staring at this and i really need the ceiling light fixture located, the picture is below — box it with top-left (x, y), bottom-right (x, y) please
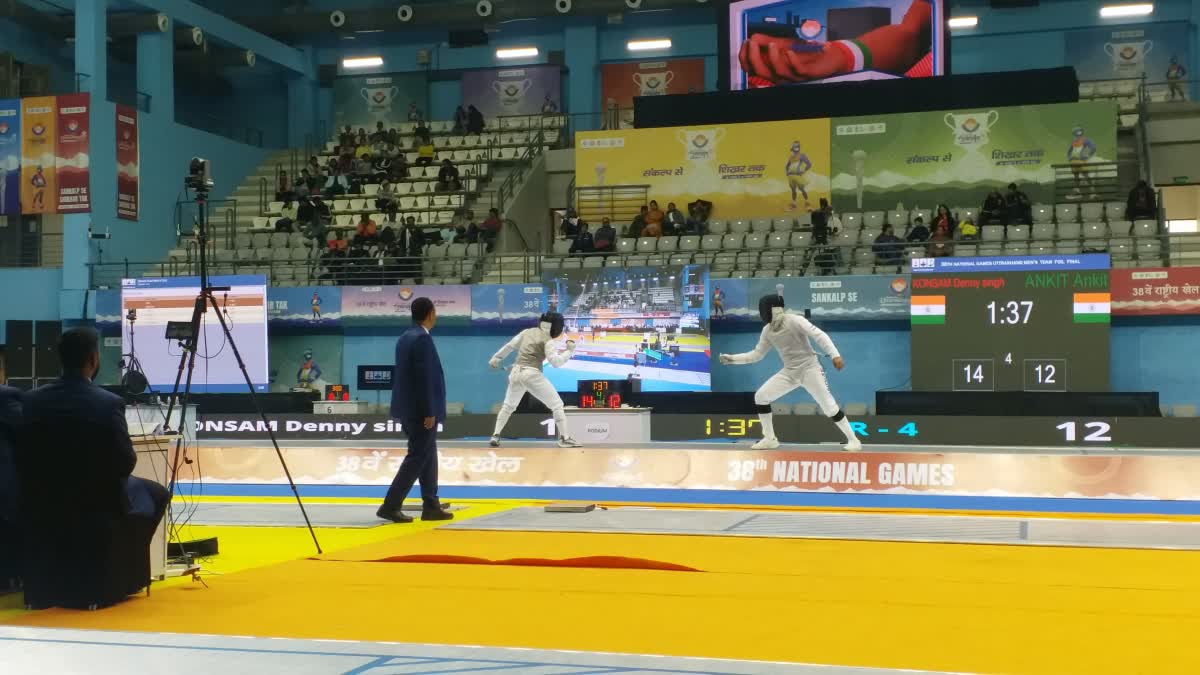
top-left (627, 38), bottom-right (672, 51)
top-left (1100, 3), bottom-right (1154, 17)
top-left (947, 16), bottom-right (978, 28)
top-left (496, 47), bottom-right (539, 59)
top-left (342, 56), bottom-right (384, 69)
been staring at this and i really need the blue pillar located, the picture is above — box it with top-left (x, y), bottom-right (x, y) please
top-left (287, 47), bottom-right (320, 149)
top-left (62, 0), bottom-right (109, 304)
top-left (137, 25), bottom-right (175, 123)
top-left (565, 25), bottom-right (598, 132)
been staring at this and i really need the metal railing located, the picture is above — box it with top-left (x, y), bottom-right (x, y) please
top-left (575, 184), bottom-right (651, 225)
top-left (84, 232), bottom-right (1200, 289)
top-left (0, 228), bottom-right (62, 268)
top-left (174, 198), bottom-right (238, 249)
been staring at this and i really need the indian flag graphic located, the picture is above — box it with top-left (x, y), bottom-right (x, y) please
top-left (1073, 292), bottom-right (1111, 323)
top-left (911, 295), bottom-right (946, 325)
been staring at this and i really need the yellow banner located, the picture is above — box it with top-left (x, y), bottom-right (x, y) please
top-left (20, 96), bottom-right (56, 215)
top-left (576, 118), bottom-right (831, 219)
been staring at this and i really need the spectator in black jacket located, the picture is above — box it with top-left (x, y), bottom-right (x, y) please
top-left (981, 189), bottom-right (1006, 225)
top-left (873, 224), bottom-right (904, 266)
top-left (594, 218), bottom-right (617, 254)
top-left (436, 160), bottom-right (461, 192)
top-left (1005, 183), bottom-right (1032, 225)
top-left (467, 105), bottom-right (485, 135)
top-left (570, 222), bottom-right (595, 255)
top-left (906, 216), bottom-right (930, 243)
top-left (1126, 180), bottom-right (1158, 221)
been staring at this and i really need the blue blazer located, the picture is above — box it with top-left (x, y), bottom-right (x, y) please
top-left (390, 326), bottom-right (447, 423)
top-left (24, 375), bottom-right (137, 482)
top-left (0, 384), bottom-right (23, 521)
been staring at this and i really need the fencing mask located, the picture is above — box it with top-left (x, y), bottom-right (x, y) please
top-left (759, 294), bottom-right (785, 324)
top-left (539, 312), bottom-right (565, 339)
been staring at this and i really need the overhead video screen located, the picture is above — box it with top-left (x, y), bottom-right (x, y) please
top-left (542, 265), bottom-right (712, 392)
top-left (728, 0), bottom-right (946, 90)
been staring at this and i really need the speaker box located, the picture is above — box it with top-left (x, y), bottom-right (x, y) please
top-left (448, 29), bottom-right (488, 48)
top-left (5, 321), bottom-right (32, 380)
top-left (34, 320), bottom-right (60, 346)
top-left (318, 64), bottom-right (337, 88)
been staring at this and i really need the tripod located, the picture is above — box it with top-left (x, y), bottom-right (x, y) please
top-left (162, 184), bottom-right (322, 554)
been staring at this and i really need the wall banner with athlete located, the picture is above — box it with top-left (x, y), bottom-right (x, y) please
top-left (711, 274), bottom-right (910, 324)
top-left (829, 101), bottom-right (1117, 212)
top-left (267, 285), bottom-right (343, 328)
top-left (0, 98), bottom-right (19, 216)
top-left (576, 117), bottom-right (831, 219)
top-left (19, 96), bottom-right (56, 216)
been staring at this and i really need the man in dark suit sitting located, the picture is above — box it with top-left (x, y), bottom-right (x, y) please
top-left (0, 350), bottom-right (23, 586)
top-left (377, 298), bottom-right (453, 524)
top-left (24, 328), bottom-right (169, 532)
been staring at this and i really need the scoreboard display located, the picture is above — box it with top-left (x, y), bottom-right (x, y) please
top-left (910, 255), bottom-right (1111, 392)
top-left (577, 379), bottom-right (631, 409)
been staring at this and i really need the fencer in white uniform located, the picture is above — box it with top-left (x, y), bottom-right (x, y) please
top-left (719, 294), bottom-right (862, 451)
top-left (488, 311), bottom-right (582, 448)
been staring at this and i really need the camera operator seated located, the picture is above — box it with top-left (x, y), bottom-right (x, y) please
top-left (435, 160), bottom-right (461, 192)
top-left (18, 328), bottom-right (169, 609)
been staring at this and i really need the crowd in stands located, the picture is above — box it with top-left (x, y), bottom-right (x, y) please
top-left (561, 199), bottom-right (715, 255)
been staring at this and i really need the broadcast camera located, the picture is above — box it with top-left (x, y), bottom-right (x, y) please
top-left (185, 157), bottom-right (213, 191)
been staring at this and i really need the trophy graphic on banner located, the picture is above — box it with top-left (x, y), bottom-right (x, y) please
top-left (852, 149), bottom-right (868, 209)
top-left (944, 111), bottom-right (999, 151)
top-left (1105, 40), bottom-right (1153, 77)
top-left (675, 128), bottom-right (725, 163)
top-left (493, 79), bottom-right (533, 112)
top-left (360, 86), bottom-right (399, 124)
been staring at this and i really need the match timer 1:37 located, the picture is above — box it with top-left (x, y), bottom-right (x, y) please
top-left (910, 268), bottom-right (1110, 392)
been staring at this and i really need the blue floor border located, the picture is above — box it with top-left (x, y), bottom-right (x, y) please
top-left (176, 483), bottom-right (1200, 515)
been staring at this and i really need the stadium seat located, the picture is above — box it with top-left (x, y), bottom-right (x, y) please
top-left (754, 270), bottom-right (777, 278)
top-left (657, 236), bottom-right (679, 252)
top-left (729, 220), bottom-right (751, 234)
top-left (692, 252), bottom-right (713, 265)
top-left (290, 247), bottom-right (309, 262)
top-left (637, 237), bottom-right (657, 252)
top-left (541, 257), bottom-right (562, 271)
top-left (760, 251), bottom-right (782, 268)
top-left (1083, 238), bottom-right (1107, 252)
top-left (953, 242), bottom-right (977, 257)
top-left (735, 251), bottom-right (758, 267)
top-left (1031, 205), bottom-right (1053, 223)
top-left (751, 219), bottom-right (773, 233)
top-left (710, 270), bottom-right (730, 279)
top-left (713, 253), bottom-right (736, 271)
top-left (362, 183), bottom-right (379, 197)
top-left (978, 243), bottom-right (1002, 256)
top-left (833, 230), bottom-right (858, 246)
top-left (910, 208), bottom-right (930, 225)
top-left (447, 243), bottom-right (468, 258)
top-left (887, 210), bottom-right (907, 227)
top-left (1136, 240), bottom-right (1160, 260)
top-left (1004, 241), bottom-right (1029, 256)
top-left (1109, 238), bottom-right (1134, 258)
top-left (841, 213), bottom-right (862, 231)
top-left (669, 254), bottom-right (691, 266)
top-left (252, 233), bottom-right (271, 249)
top-left (853, 248), bottom-right (873, 265)
top-left (955, 207), bottom-right (979, 224)
top-left (722, 233), bottom-right (745, 249)
top-left (582, 256), bottom-right (604, 269)
top-left (1031, 223), bottom-right (1055, 241)
top-left (850, 265), bottom-right (873, 276)
top-left (1082, 222), bottom-right (1109, 239)
top-left (552, 240), bottom-right (571, 255)
top-left (1132, 220), bottom-right (1157, 237)
top-left (700, 235), bottom-right (722, 251)
top-left (251, 217), bottom-right (269, 230)
top-left (679, 235), bottom-right (700, 251)
top-left (768, 233), bottom-right (788, 249)
top-left (772, 217), bottom-right (795, 232)
top-left (794, 211), bottom-right (812, 227)
top-left (731, 271), bottom-right (751, 279)
top-left (745, 233), bottom-right (766, 249)
top-left (981, 225), bottom-right (1004, 241)
top-left (1055, 204), bottom-right (1079, 223)
top-left (1080, 202), bottom-right (1104, 222)
top-left (266, 201), bottom-right (283, 215)
top-left (790, 231), bottom-right (812, 248)
top-left (271, 248), bottom-right (290, 263)
top-left (270, 232), bottom-right (289, 248)
top-left (1008, 225), bottom-right (1029, 241)
top-left (560, 258), bottom-right (583, 269)
top-left (1029, 243), bottom-right (1052, 256)
top-left (1103, 201), bottom-right (1125, 222)
top-left (1057, 221), bottom-right (1082, 240)
top-left (1056, 241), bottom-right (1082, 254)
top-left (235, 233), bottom-right (253, 250)
top-left (707, 220), bottom-right (728, 235)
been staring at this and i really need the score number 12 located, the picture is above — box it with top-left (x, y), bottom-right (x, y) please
top-left (1055, 421), bottom-right (1113, 442)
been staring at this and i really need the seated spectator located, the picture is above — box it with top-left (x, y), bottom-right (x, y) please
top-left (811, 198), bottom-right (833, 244)
top-left (480, 208), bottom-right (502, 251)
top-left (1126, 180), bottom-right (1158, 221)
top-left (19, 328), bottom-right (169, 609)
top-left (323, 167), bottom-right (350, 198)
top-left (926, 223), bottom-right (955, 257)
top-left (403, 217), bottom-right (424, 258)
top-left (683, 202), bottom-right (708, 235)
top-left (370, 121), bottom-right (387, 144)
top-left (561, 210), bottom-right (581, 238)
top-left (594, 217), bottom-right (617, 254)
top-left (353, 153), bottom-right (373, 181)
top-left (1005, 183), bottom-right (1032, 225)
top-left (277, 199), bottom-right (298, 233)
top-left (354, 212), bottom-right (378, 246)
top-left (382, 142), bottom-right (399, 159)
top-left (354, 138), bottom-right (371, 159)
top-left (338, 125), bottom-right (355, 149)
top-left (376, 179), bottom-right (399, 213)
top-left (0, 352), bottom-right (20, 586)
top-left (356, 128), bottom-right (368, 145)
top-left (906, 216), bottom-right (930, 243)
top-left (303, 196), bottom-right (331, 242)
top-left (541, 95), bottom-right (558, 114)
top-left (371, 137), bottom-right (388, 159)
top-left (664, 201), bottom-right (686, 235)
top-left (275, 170), bottom-right (293, 201)
top-left (414, 118), bottom-right (431, 143)
top-left (297, 169), bottom-right (320, 199)
top-left (467, 105), bottom-right (484, 135)
top-left (958, 217), bottom-right (979, 240)
top-left (570, 222), bottom-right (595, 255)
top-left (436, 159), bottom-right (462, 192)
top-left (646, 200), bottom-right (665, 229)
top-left (930, 204), bottom-right (956, 234)
top-left (372, 153), bottom-right (393, 182)
top-left (438, 223), bottom-right (456, 245)
top-left (386, 127), bottom-right (399, 146)
top-left (407, 102), bottom-right (422, 122)
top-left (981, 189), bottom-right (1006, 225)
top-left (307, 155), bottom-right (323, 178)
top-left (453, 105), bottom-right (468, 134)
top-left (415, 138), bottom-right (435, 167)
top-left (872, 224), bottom-right (903, 266)
top-left (326, 157), bottom-right (340, 177)
top-left (627, 206), bottom-right (648, 238)
top-left (391, 152), bottom-right (410, 181)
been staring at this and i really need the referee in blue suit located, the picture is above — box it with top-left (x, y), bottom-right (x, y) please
top-left (377, 297), bottom-right (453, 523)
